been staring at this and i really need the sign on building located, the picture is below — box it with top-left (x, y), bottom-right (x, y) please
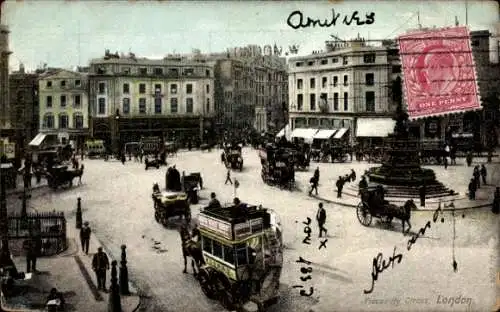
top-left (398, 26), bottom-right (481, 119)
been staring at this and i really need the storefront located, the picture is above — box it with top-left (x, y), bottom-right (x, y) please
top-left (355, 118), bottom-right (395, 148)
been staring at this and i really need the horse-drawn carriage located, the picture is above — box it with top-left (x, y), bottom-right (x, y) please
top-left (356, 186), bottom-right (416, 233)
top-left (181, 172), bottom-right (203, 204)
top-left (222, 144), bottom-right (243, 171)
top-left (260, 144), bottom-right (295, 190)
top-left (152, 183), bottom-right (191, 225)
top-left (46, 165), bottom-right (84, 190)
top-left (329, 145), bottom-right (352, 163)
top-left (181, 203), bottom-right (283, 311)
top-left (145, 157), bottom-right (161, 170)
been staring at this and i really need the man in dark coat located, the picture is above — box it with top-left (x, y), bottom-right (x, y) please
top-left (358, 176), bottom-right (368, 194)
top-left (24, 234), bottom-right (42, 273)
top-left (80, 221), bottom-right (91, 255)
top-left (316, 202), bottom-right (327, 238)
top-left (336, 176), bottom-right (344, 198)
top-left (419, 183), bottom-right (426, 207)
top-left (468, 178), bottom-right (476, 200)
top-left (309, 176), bottom-right (318, 196)
top-left (466, 151), bottom-right (473, 167)
top-left (480, 164), bottom-right (487, 185)
top-left (208, 192), bottom-right (221, 209)
top-left (313, 167), bottom-right (320, 182)
top-left (473, 166), bottom-right (481, 189)
top-left (350, 169), bottom-right (356, 182)
top-left (92, 247), bottom-right (110, 291)
top-left (493, 187), bottom-right (500, 214)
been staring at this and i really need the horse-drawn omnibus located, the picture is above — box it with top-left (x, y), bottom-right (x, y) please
top-left (192, 204), bottom-right (283, 311)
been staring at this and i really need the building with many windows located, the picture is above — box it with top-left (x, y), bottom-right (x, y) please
top-left (36, 69), bottom-right (89, 148)
top-left (88, 51), bottom-right (215, 149)
top-left (287, 36), bottom-right (397, 145)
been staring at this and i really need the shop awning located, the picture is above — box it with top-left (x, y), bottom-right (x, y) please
top-left (28, 133), bottom-right (47, 147)
top-left (276, 124), bottom-right (291, 140)
top-left (356, 118), bottom-right (395, 137)
top-left (333, 128), bottom-right (348, 139)
top-left (313, 129), bottom-right (337, 140)
top-left (290, 128), bottom-right (319, 142)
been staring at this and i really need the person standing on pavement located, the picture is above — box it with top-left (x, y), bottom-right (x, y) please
top-left (480, 164), bottom-right (487, 185)
top-left (225, 169), bottom-right (233, 185)
top-left (24, 233), bottom-right (41, 274)
top-left (316, 203), bottom-right (327, 238)
top-left (466, 151), bottom-right (473, 167)
top-left (493, 187), bottom-right (500, 214)
top-left (92, 247), bottom-right (110, 291)
top-left (336, 176), bottom-right (344, 198)
top-left (473, 166), bottom-right (481, 189)
top-left (309, 175), bottom-right (319, 196)
top-left (468, 178), bottom-right (477, 200)
top-left (80, 221), bottom-right (91, 255)
top-left (419, 183), bottom-right (426, 207)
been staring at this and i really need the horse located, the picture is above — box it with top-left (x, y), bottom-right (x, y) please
top-left (385, 199), bottom-right (416, 234)
top-left (179, 224), bottom-right (205, 276)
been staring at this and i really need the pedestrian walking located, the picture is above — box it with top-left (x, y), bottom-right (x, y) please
top-left (480, 164), bottom-right (487, 185)
top-left (24, 234), bottom-right (41, 273)
top-left (225, 169), bottom-right (233, 185)
top-left (493, 187), bottom-right (500, 214)
top-left (443, 156), bottom-right (448, 169)
top-left (468, 178), bottom-right (477, 200)
top-left (350, 169), bottom-right (356, 182)
top-left (313, 167), bottom-right (320, 182)
top-left (473, 166), bottom-right (481, 189)
top-left (309, 176), bottom-right (318, 196)
top-left (316, 203), bottom-right (327, 238)
top-left (79, 221), bottom-right (91, 255)
top-left (419, 183), bottom-right (426, 207)
top-left (466, 151), bottom-right (473, 167)
top-left (121, 153), bottom-right (126, 165)
top-left (336, 176), bottom-right (344, 198)
top-left (92, 247), bottom-right (110, 291)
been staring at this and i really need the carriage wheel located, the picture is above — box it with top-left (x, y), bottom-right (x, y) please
top-left (198, 269), bottom-right (217, 299)
top-left (356, 202), bottom-right (372, 226)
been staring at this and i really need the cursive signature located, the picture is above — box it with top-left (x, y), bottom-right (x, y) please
top-left (364, 247), bottom-right (403, 294)
top-left (286, 9), bottom-right (375, 30)
top-left (364, 205), bottom-right (443, 294)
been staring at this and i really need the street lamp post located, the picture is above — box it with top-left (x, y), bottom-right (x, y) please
top-left (0, 163), bottom-right (12, 268)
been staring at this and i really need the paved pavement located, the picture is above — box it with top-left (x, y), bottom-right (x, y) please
top-left (1, 213), bottom-right (141, 311)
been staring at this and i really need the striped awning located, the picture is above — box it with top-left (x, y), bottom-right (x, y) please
top-left (28, 133), bottom-right (47, 147)
top-left (333, 128), bottom-right (348, 139)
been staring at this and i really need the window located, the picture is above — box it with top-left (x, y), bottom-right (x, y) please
top-left (320, 59), bottom-right (328, 65)
top-left (392, 65), bottom-right (401, 74)
top-left (139, 98), bottom-right (146, 114)
top-left (297, 94), bottom-right (303, 110)
top-left (60, 95), bottom-right (67, 107)
top-left (44, 114), bottom-right (54, 128)
top-left (154, 84), bottom-right (162, 94)
top-left (139, 67), bottom-right (147, 75)
top-left (122, 98), bottom-right (130, 114)
top-left (202, 236), bottom-right (212, 253)
top-left (206, 84), bottom-right (210, 93)
top-left (343, 92), bottom-right (348, 111)
top-left (46, 96), bottom-right (53, 108)
top-left (74, 95), bottom-right (81, 108)
top-left (333, 93), bottom-right (339, 110)
top-left (235, 244), bottom-right (248, 265)
top-left (363, 53), bottom-right (376, 63)
top-left (343, 75), bottom-right (348, 86)
top-left (322, 77), bottom-right (327, 88)
top-left (206, 98), bottom-right (210, 112)
top-left (46, 81), bottom-right (52, 88)
top-left (342, 56), bottom-right (348, 65)
top-left (98, 82), bottom-right (106, 94)
top-left (333, 76), bottom-right (338, 87)
top-left (365, 73), bottom-right (374, 86)
top-left (310, 94), bottom-right (316, 111)
top-left (75, 79), bottom-right (81, 87)
top-left (74, 114), bottom-right (83, 129)
top-left (153, 67), bottom-right (163, 75)
top-left (307, 61), bottom-right (314, 66)
top-left (58, 114), bottom-right (68, 129)
top-left (310, 78), bottom-right (315, 89)
top-left (365, 91), bottom-right (375, 112)
top-left (98, 98), bottom-right (106, 114)
top-left (170, 84), bottom-right (177, 94)
top-left (223, 245), bottom-right (235, 264)
top-left (139, 83), bottom-right (146, 94)
top-left (170, 98), bottom-right (178, 113)
top-left (184, 68), bottom-right (194, 76)
top-left (154, 97), bottom-right (162, 114)
top-left (297, 79), bottom-right (303, 89)
top-left (122, 67), bottom-right (130, 74)
top-left (295, 62), bottom-right (303, 67)
top-left (332, 57), bottom-right (338, 63)
top-left (60, 80), bottom-right (66, 88)
top-left (123, 83), bottom-right (130, 94)
top-left (186, 84), bottom-right (193, 94)
top-left (186, 98), bottom-right (193, 113)
top-left (206, 69), bottom-right (210, 77)
top-left (212, 241), bottom-right (223, 259)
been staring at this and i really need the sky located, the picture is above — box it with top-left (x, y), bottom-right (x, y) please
top-left (2, 0), bottom-right (499, 72)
